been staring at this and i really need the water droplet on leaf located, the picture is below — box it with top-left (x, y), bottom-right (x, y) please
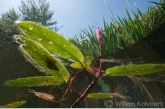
top-left (49, 41), bottom-right (53, 44)
top-left (37, 38), bottom-right (42, 41)
top-left (30, 25), bottom-right (33, 30)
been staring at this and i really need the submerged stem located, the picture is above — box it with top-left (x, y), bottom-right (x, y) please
top-left (71, 59), bottom-right (103, 108)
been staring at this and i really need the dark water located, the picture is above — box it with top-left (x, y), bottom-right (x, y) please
top-left (0, 22), bottom-right (165, 108)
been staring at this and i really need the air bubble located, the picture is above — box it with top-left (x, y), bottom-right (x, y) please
top-left (64, 45), bottom-right (66, 47)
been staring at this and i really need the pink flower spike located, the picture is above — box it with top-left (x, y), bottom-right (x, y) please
top-left (96, 28), bottom-right (103, 43)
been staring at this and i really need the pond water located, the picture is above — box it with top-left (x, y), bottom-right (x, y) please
top-left (0, 22), bottom-right (165, 108)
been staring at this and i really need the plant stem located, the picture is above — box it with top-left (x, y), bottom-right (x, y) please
top-left (71, 59), bottom-right (102, 108)
top-left (99, 42), bottom-right (102, 56)
top-left (71, 77), bottom-right (99, 108)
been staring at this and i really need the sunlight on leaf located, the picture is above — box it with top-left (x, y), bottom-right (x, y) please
top-left (17, 21), bottom-right (84, 63)
top-left (3, 101), bottom-right (26, 108)
top-left (70, 61), bottom-right (93, 74)
top-left (84, 56), bottom-right (94, 65)
top-left (106, 64), bottom-right (165, 76)
top-left (70, 62), bottom-right (84, 69)
top-left (88, 93), bottom-right (113, 99)
top-left (4, 76), bottom-right (64, 87)
top-left (15, 35), bottom-right (70, 82)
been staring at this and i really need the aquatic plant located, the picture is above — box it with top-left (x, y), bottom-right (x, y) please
top-left (3, 21), bottom-right (165, 108)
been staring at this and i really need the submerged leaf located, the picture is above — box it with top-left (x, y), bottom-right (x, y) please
top-left (102, 84), bottom-right (110, 93)
top-left (15, 36), bottom-right (69, 82)
top-left (28, 89), bottom-right (55, 102)
top-left (45, 56), bottom-right (59, 71)
top-left (106, 64), bottom-right (165, 76)
top-left (84, 56), bottom-right (94, 65)
top-left (3, 101), bottom-right (26, 108)
top-left (17, 21), bottom-right (84, 62)
top-left (4, 76), bottom-right (64, 87)
top-left (97, 79), bottom-right (104, 86)
top-left (70, 62), bottom-right (84, 69)
top-left (88, 93), bottom-right (113, 99)
top-left (70, 61), bottom-right (93, 74)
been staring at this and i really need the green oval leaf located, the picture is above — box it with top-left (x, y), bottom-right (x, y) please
top-left (17, 21), bottom-right (84, 62)
top-left (97, 79), bottom-right (104, 86)
top-left (15, 36), bottom-right (69, 82)
top-left (88, 93), bottom-right (113, 99)
top-left (3, 101), bottom-right (26, 108)
top-left (102, 84), bottom-right (110, 93)
top-left (106, 64), bottom-right (165, 76)
top-left (4, 76), bottom-right (64, 87)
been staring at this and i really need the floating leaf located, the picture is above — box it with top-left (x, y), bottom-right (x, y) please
top-left (3, 101), bottom-right (26, 108)
top-left (97, 79), bottom-right (104, 86)
top-left (88, 93), bottom-right (113, 99)
top-left (15, 36), bottom-right (69, 82)
top-left (106, 64), bottom-right (165, 76)
top-left (4, 76), bottom-right (64, 87)
top-left (17, 21), bottom-right (84, 62)
top-left (70, 61), bottom-right (93, 74)
top-left (102, 84), bottom-right (110, 93)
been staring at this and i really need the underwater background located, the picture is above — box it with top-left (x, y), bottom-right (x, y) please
top-left (0, 0), bottom-right (165, 108)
